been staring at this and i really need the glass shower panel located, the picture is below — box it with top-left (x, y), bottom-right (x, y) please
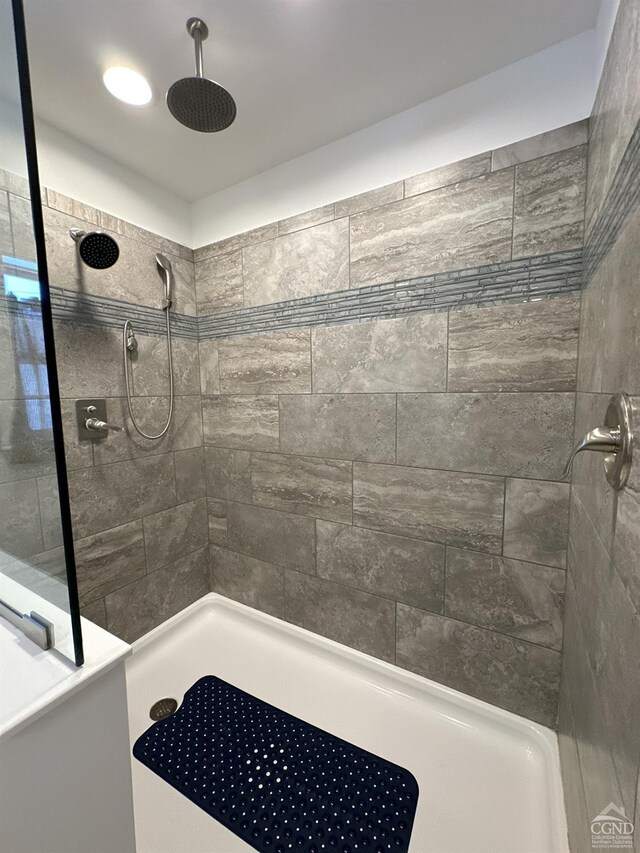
top-left (0, 0), bottom-right (83, 664)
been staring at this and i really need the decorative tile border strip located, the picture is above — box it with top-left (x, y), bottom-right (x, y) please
top-left (198, 250), bottom-right (583, 340)
top-left (47, 287), bottom-right (198, 340)
top-left (1, 251), bottom-right (582, 341)
top-left (584, 118), bottom-right (640, 283)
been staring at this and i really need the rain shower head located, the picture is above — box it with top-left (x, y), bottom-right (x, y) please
top-left (166, 17), bottom-right (236, 133)
top-left (70, 229), bottom-right (119, 269)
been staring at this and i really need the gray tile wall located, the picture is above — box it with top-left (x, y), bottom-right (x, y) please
top-left (9, 118), bottom-right (587, 725)
top-left (194, 123), bottom-right (587, 314)
top-left (202, 295), bottom-right (580, 726)
top-left (27, 185), bottom-right (208, 642)
top-left (557, 1), bottom-right (640, 846)
top-left (0, 172), bottom-right (68, 600)
top-left (194, 122), bottom-right (588, 728)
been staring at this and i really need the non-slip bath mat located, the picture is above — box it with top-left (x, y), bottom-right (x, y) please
top-left (133, 675), bottom-right (419, 852)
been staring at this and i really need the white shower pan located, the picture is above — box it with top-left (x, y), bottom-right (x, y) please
top-left (126, 594), bottom-right (568, 853)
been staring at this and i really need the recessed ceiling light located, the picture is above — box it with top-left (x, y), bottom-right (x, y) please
top-left (103, 66), bottom-right (152, 106)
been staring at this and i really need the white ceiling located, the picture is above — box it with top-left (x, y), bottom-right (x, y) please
top-left (21, 0), bottom-right (600, 203)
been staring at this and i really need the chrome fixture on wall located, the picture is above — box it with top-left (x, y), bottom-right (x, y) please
top-left (563, 391), bottom-right (633, 490)
top-left (166, 17), bottom-right (236, 132)
top-left (75, 399), bottom-right (123, 440)
top-left (69, 229), bottom-right (120, 269)
top-left (122, 253), bottom-right (175, 440)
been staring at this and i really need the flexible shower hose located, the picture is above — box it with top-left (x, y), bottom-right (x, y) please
top-left (123, 310), bottom-right (174, 440)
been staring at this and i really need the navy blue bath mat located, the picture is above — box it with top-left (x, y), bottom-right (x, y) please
top-left (133, 676), bottom-right (419, 852)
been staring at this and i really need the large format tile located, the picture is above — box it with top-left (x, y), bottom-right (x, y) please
top-left (513, 146), bottom-right (586, 258)
top-left (585, 0), bottom-right (640, 235)
top-left (556, 692), bottom-right (593, 853)
top-left (279, 394), bottom-right (395, 463)
top-left (504, 478), bottom-right (570, 568)
top-left (0, 168), bottom-right (31, 199)
top-left (491, 121), bottom-right (588, 170)
top-left (199, 339), bottom-right (220, 396)
top-left (571, 392), bottom-right (616, 553)
top-left (45, 189), bottom-right (99, 227)
top-left (567, 491), bottom-right (613, 676)
top-left (218, 331), bottom-right (311, 394)
top-left (202, 395), bottom-right (279, 451)
top-left (130, 336), bottom-right (200, 397)
top-left (81, 598), bottom-right (108, 630)
top-left (404, 152), bottom-right (492, 197)
top-left (67, 453), bottom-right (176, 539)
top-left (278, 204), bottom-right (335, 236)
top-left (95, 206), bottom-right (191, 261)
top-left (91, 396), bottom-right (202, 465)
top-left (0, 399), bottom-right (57, 485)
top-left (74, 520), bottom-right (146, 604)
top-left (195, 249), bottom-right (244, 315)
top-left (560, 574), bottom-right (625, 821)
top-left (204, 446), bottom-right (252, 502)
top-left (226, 502), bottom-right (315, 573)
top-left (312, 314), bottom-right (447, 393)
top-left (284, 571), bottom-right (396, 662)
top-left (43, 206), bottom-right (182, 309)
top-left (174, 447), bottom-right (206, 503)
top-left (105, 546), bottom-right (208, 643)
top-left (316, 520), bottom-right (444, 612)
top-left (36, 475), bottom-right (64, 550)
top-left (207, 498), bottom-right (228, 546)
top-left (396, 604), bottom-right (561, 725)
top-left (397, 392), bottom-right (574, 479)
top-left (599, 206), bottom-right (640, 397)
top-left (447, 298), bottom-right (579, 392)
top-left (8, 194), bottom-right (35, 261)
top-left (211, 545), bottom-right (284, 618)
top-left (0, 315), bottom-right (19, 400)
top-left (143, 497), bottom-right (208, 571)
top-left (195, 222), bottom-right (278, 263)
top-left (252, 452), bottom-right (352, 523)
top-left (59, 398), bottom-right (94, 471)
top-left (445, 548), bottom-right (565, 649)
top-left (0, 190), bottom-right (12, 256)
top-left (597, 572), bottom-right (640, 809)
top-left (594, 564), bottom-right (640, 819)
top-left (615, 402), bottom-right (640, 612)
top-left (350, 169), bottom-right (514, 287)
top-left (576, 261), bottom-right (606, 393)
top-left (53, 323), bottom-right (124, 398)
top-left (0, 478), bottom-right (44, 558)
top-left (243, 219), bottom-right (349, 307)
top-left (334, 182), bottom-right (403, 218)
top-left (353, 462), bottom-right (504, 553)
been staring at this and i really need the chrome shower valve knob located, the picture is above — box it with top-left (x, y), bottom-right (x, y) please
top-left (84, 417), bottom-right (123, 433)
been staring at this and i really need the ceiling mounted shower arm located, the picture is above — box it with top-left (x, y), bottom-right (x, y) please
top-left (188, 18), bottom-right (209, 79)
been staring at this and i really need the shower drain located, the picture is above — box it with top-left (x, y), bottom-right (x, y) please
top-left (149, 698), bottom-right (178, 721)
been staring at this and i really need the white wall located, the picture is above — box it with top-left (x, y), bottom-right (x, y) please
top-left (191, 31), bottom-right (598, 248)
top-left (3, 23), bottom-right (612, 250)
top-left (1, 97), bottom-right (191, 245)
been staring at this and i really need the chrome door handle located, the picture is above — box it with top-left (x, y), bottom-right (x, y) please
top-left (562, 392), bottom-right (633, 489)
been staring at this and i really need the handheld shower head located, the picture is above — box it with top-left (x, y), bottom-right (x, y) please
top-left (155, 253), bottom-right (173, 309)
top-left (70, 229), bottom-right (119, 269)
top-left (166, 17), bottom-right (236, 133)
